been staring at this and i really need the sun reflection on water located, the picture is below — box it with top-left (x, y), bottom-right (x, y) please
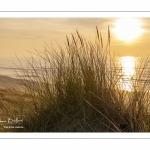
top-left (119, 56), bottom-right (136, 91)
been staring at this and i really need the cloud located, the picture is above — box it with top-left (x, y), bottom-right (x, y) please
top-left (64, 18), bottom-right (115, 27)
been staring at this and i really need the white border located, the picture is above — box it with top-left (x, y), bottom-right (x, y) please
top-left (0, 133), bottom-right (150, 138)
top-left (0, 11), bottom-right (150, 140)
top-left (0, 12), bottom-right (150, 18)
top-left (0, 0), bottom-right (150, 11)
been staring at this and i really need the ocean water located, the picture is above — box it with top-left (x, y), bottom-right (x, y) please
top-left (0, 56), bottom-right (149, 75)
top-left (0, 57), bottom-right (28, 78)
top-left (0, 56), bottom-right (56, 79)
top-left (0, 56), bottom-right (150, 91)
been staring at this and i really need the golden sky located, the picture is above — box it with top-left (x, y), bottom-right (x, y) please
top-left (0, 18), bottom-right (150, 57)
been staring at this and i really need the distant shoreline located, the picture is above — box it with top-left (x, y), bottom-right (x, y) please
top-left (0, 75), bottom-right (22, 90)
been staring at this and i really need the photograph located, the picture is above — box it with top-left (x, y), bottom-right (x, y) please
top-left (0, 17), bottom-right (150, 132)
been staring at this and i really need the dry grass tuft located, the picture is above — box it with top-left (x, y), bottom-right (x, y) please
top-left (1, 27), bottom-right (150, 132)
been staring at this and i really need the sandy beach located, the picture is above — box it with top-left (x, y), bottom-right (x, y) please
top-left (0, 75), bottom-right (21, 90)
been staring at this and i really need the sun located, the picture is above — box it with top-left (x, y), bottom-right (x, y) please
top-left (113, 18), bottom-right (144, 42)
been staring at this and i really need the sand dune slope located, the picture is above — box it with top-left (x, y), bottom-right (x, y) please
top-left (0, 75), bottom-right (21, 89)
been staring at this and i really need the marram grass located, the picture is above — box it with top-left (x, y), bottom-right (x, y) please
top-left (1, 27), bottom-right (150, 132)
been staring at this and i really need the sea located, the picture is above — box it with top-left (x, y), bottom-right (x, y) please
top-left (0, 57), bottom-right (27, 78)
top-left (0, 56), bottom-right (150, 91)
top-left (0, 56), bottom-right (56, 79)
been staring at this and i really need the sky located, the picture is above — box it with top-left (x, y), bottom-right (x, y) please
top-left (0, 18), bottom-right (150, 57)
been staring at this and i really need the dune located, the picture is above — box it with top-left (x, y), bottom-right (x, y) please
top-left (0, 75), bottom-right (22, 90)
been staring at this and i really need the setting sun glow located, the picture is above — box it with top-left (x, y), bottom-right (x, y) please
top-left (113, 18), bottom-right (144, 42)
